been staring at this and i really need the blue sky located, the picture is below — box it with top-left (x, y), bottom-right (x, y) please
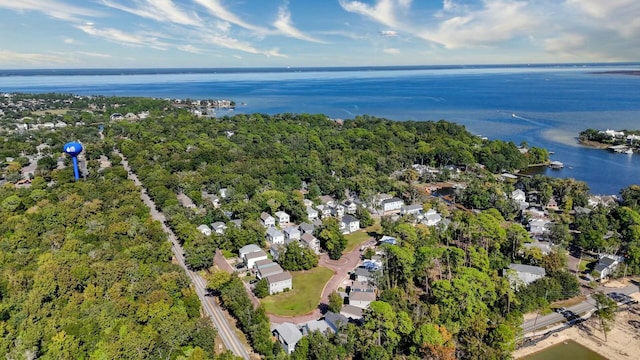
top-left (0, 0), bottom-right (639, 68)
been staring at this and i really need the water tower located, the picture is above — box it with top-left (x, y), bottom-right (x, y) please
top-left (63, 141), bottom-right (83, 180)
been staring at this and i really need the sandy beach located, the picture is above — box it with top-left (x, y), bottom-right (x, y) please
top-left (514, 293), bottom-right (640, 359)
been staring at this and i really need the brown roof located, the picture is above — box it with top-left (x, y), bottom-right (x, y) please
top-left (266, 271), bottom-right (292, 284)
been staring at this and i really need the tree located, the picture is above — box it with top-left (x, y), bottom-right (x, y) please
top-left (205, 269), bottom-right (231, 294)
top-left (592, 292), bottom-right (617, 341)
top-left (253, 279), bottom-right (269, 298)
top-left (317, 218), bottom-right (347, 260)
top-left (356, 206), bottom-right (374, 227)
top-left (279, 242), bottom-right (318, 271)
top-left (328, 291), bottom-right (343, 313)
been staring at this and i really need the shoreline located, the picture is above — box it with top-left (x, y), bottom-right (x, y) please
top-left (577, 138), bottom-right (612, 149)
top-left (514, 293), bottom-right (640, 359)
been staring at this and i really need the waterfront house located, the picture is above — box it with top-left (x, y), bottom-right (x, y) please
top-left (593, 255), bottom-right (620, 281)
top-left (272, 322), bottom-right (302, 355)
top-left (275, 211), bottom-right (290, 226)
top-left (267, 271), bottom-right (293, 295)
top-left (261, 212), bottom-right (275, 228)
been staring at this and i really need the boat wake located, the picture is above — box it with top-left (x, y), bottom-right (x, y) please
top-left (511, 113), bottom-right (548, 127)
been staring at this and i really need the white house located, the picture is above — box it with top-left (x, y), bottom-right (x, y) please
top-left (343, 200), bottom-right (358, 214)
top-left (511, 189), bottom-right (526, 203)
top-left (299, 222), bottom-right (315, 234)
top-left (341, 215), bottom-right (360, 234)
top-left (275, 211), bottom-right (290, 226)
top-left (340, 304), bottom-right (363, 321)
top-left (301, 232), bottom-right (321, 254)
top-left (319, 195), bottom-right (336, 207)
top-left (593, 256), bottom-right (620, 280)
top-left (257, 263), bottom-right (284, 279)
top-left (239, 244), bottom-right (261, 259)
top-left (381, 197), bottom-right (404, 213)
top-left (505, 264), bottom-right (546, 289)
top-left (260, 212), bottom-right (275, 228)
top-left (273, 322), bottom-right (302, 355)
top-left (316, 204), bottom-right (332, 218)
top-left (197, 224), bottom-right (212, 236)
top-left (266, 227), bottom-right (285, 245)
top-left (401, 204), bottom-right (423, 216)
top-left (244, 250), bottom-right (268, 268)
top-left (332, 204), bottom-right (346, 218)
top-left (283, 226), bottom-right (301, 243)
top-left (306, 206), bottom-right (319, 221)
top-left (354, 267), bottom-right (376, 283)
top-left (422, 209), bottom-right (442, 226)
top-left (211, 221), bottom-right (227, 234)
top-left (349, 291), bottom-right (376, 309)
top-left (267, 271), bottom-right (293, 295)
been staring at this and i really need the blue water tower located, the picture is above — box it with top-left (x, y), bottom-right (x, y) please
top-left (63, 141), bottom-right (83, 180)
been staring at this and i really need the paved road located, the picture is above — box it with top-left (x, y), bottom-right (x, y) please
top-left (523, 284), bottom-right (639, 336)
top-left (117, 151), bottom-right (251, 359)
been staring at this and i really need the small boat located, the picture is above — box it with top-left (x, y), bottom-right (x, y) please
top-left (549, 161), bottom-right (564, 169)
top-left (626, 148), bottom-right (634, 154)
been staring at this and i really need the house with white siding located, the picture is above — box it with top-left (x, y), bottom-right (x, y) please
top-left (261, 212), bottom-right (275, 228)
top-left (267, 271), bottom-right (293, 295)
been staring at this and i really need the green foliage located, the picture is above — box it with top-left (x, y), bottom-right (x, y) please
top-left (253, 279), bottom-right (269, 298)
top-left (317, 218), bottom-right (347, 260)
top-left (279, 242), bottom-right (318, 271)
top-left (593, 291), bottom-right (617, 341)
top-left (328, 291), bottom-right (343, 313)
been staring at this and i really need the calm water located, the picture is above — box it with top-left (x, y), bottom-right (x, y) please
top-left (522, 340), bottom-right (607, 360)
top-left (1, 64), bottom-right (639, 195)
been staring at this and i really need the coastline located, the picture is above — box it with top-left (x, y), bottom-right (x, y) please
top-left (514, 292), bottom-right (640, 360)
top-left (577, 138), bottom-right (612, 149)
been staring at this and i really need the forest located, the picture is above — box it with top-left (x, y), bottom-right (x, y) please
top-left (2, 95), bottom-right (639, 359)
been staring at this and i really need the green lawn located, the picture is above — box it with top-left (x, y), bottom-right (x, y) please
top-left (344, 230), bottom-right (373, 253)
top-left (262, 266), bottom-right (334, 316)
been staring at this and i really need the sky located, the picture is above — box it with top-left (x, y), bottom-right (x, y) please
top-left (0, 0), bottom-right (639, 68)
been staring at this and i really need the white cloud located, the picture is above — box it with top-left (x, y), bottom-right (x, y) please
top-left (178, 44), bottom-right (203, 54)
top-left (100, 0), bottom-right (201, 26)
top-left (193, 0), bottom-right (267, 33)
top-left (77, 23), bottom-right (169, 50)
top-left (566, 0), bottom-right (640, 38)
top-left (0, 50), bottom-right (68, 66)
top-left (0, 0), bottom-right (101, 21)
top-left (422, 0), bottom-right (540, 48)
top-left (339, 0), bottom-right (411, 28)
top-left (76, 51), bottom-right (113, 58)
top-left (273, 5), bottom-right (327, 43)
top-left (380, 30), bottom-right (398, 37)
top-left (63, 38), bottom-right (76, 44)
top-left (383, 48), bottom-right (400, 54)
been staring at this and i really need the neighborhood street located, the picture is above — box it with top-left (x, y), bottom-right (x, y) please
top-left (117, 151), bottom-right (251, 360)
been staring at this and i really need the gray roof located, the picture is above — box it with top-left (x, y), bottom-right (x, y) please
top-left (301, 232), bottom-right (317, 243)
top-left (266, 271), bottom-right (292, 284)
top-left (239, 244), bottom-right (261, 255)
top-left (301, 320), bottom-right (332, 335)
top-left (354, 267), bottom-right (374, 278)
top-left (340, 304), bottom-right (363, 319)
top-left (381, 197), bottom-right (403, 205)
top-left (342, 214), bottom-right (358, 224)
top-left (245, 250), bottom-right (268, 260)
top-left (284, 226), bottom-right (300, 235)
top-left (508, 263), bottom-right (546, 276)
top-left (273, 322), bottom-right (302, 346)
top-left (324, 311), bottom-right (348, 331)
top-left (261, 212), bottom-right (273, 221)
top-left (254, 259), bottom-right (277, 269)
top-left (259, 264), bottom-right (284, 278)
top-left (267, 227), bottom-right (284, 237)
top-left (299, 222), bottom-right (315, 233)
top-left (349, 291), bottom-right (376, 302)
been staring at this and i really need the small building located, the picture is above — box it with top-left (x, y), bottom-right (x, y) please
top-left (254, 259), bottom-right (278, 272)
top-left (593, 256), bottom-right (620, 281)
top-left (239, 244), bottom-right (261, 259)
top-left (283, 226), bottom-right (301, 242)
top-left (211, 221), bottom-right (227, 235)
top-left (299, 222), bottom-right (315, 234)
top-left (354, 267), bottom-right (376, 283)
top-left (422, 209), bottom-right (442, 226)
top-left (340, 304), bottom-right (364, 321)
top-left (316, 204), bottom-right (332, 218)
top-left (332, 204), bottom-right (346, 218)
top-left (244, 250), bottom-right (268, 268)
top-left (343, 200), bottom-right (358, 214)
top-left (319, 195), bottom-right (336, 207)
top-left (300, 319), bottom-right (332, 336)
top-left (349, 290), bottom-right (376, 309)
top-left (300, 232), bottom-right (321, 254)
top-left (230, 219), bottom-right (242, 228)
top-left (306, 206), bottom-right (319, 221)
top-left (401, 204), bottom-right (423, 216)
top-left (261, 212), bottom-right (275, 228)
top-left (381, 197), bottom-right (404, 213)
top-left (275, 211), bottom-right (290, 226)
top-left (266, 227), bottom-right (285, 245)
top-left (379, 236), bottom-right (397, 246)
top-left (257, 263), bottom-right (284, 280)
top-left (270, 244), bottom-right (284, 261)
top-left (267, 271), bottom-right (293, 295)
top-left (272, 322), bottom-right (302, 355)
top-left (350, 281), bottom-right (375, 293)
top-left (505, 264), bottom-right (546, 289)
top-left (511, 189), bottom-right (526, 203)
top-left (324, 311), bottom-right (349, 333)
top-left (341, 215), bottom-right (360, 234)
top-left (197, 224), bottom-right (212, 236)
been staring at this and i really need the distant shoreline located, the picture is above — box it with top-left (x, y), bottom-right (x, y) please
top-left (591, 70), bottom-right (640, 76)
top-left (577, 139), bottom-right (611, 149)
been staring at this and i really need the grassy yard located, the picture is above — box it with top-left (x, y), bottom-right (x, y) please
top-left (262, 266), bottom-right (333, 316)
top-left (344, 230), bottom-right (373, 253)
top-left (32, 109), bottom-right (70, 116)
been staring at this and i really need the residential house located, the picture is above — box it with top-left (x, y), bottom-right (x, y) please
top-left (306, 206), bottom-right (319, 221)
top-left (505, 264), bottom-right (546, 289)
top-left (230, 219), bottom-right (242, 228)
top-left (350, 281), bottom-right (375, 293)
top-left (343, 200), bottom-right (358, 214)
top-left (283, 226), bottom-right (301, 243)
top-left (354, 267), bottom-right (376, 283)
top-left (270, 244), bottom-right (284, 261)
top-left (219, 188), bottom-right (229, 199)
top-left (324, 312), bottom-right (349, 333)
top-left (261, 212), bottom-right (275, 228)
top-left (303, 198), bottom-right (314, 207)
top-left (244, 250), bottom-right (268, 268)
top-left (257, 263), bottom-right (284, 279)
top-left (593, 256), bottom-right (620, 281)
top-left (379, 236), bottom-right (397, 245)
top-left (319, 195), bottom-right (336, 207)
top-left (299, 222), bottom-right (315, 234)
top-left (239, 244), bottom-right (261, 258)
top-left (340, 304), bottom-right (364, 321)
top-left (401, 204), bottom-right (423, 216)
top-left (197, 224), bottom-right (212, 236)
top-left (332, 204), bottom-right (346, 218)
top-left (266, 227), bottom-right (285, 245)
top-left (316, 204), bottom-right (332, 218)
top-left (511, 189), bottom-right (526, 203)
top-left (211, 221), bottom-right (227, 235)
top-left (201, 191), bottom-right (220, 208)
top-left (275, 211), bottom-right (291, 226)
top-left (300, 232), bottom-right (321, 254)
top-left (349, 291), bottom-right (376, 309)
top-left (381, 197), bottom-right (404, 213)
top-left (254, 259), bottom-right (278, 272)
top-left (528, 218), bottom-right (550, 237)
top-left (422, 209), bottom-right (442, 227)
top-left (301, 320), bottom-right (332, 336)
top-left (341, 215), bottom-right (360, 234)
top-left (272, 322), bottom-right (302, 355)
top-left (267, 271), bottom-right (293, 295)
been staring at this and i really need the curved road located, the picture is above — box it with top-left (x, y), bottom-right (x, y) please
top-left (117, 151), bottom-right (251, 359)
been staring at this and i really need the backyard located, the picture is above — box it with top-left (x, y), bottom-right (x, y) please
top-left (261, 266), bottom-right (333, 316)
